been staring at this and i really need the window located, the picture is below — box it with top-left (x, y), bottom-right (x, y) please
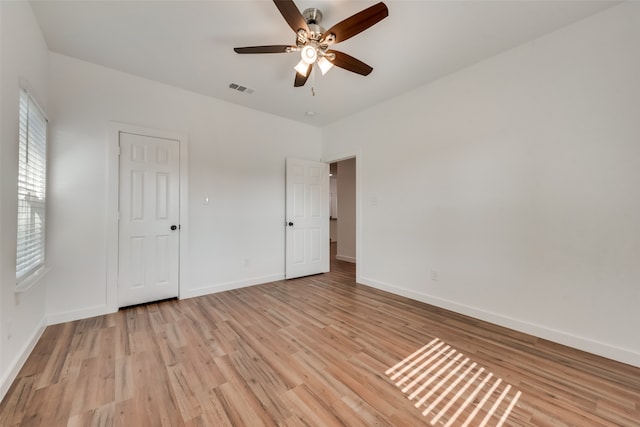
top-left (16, 88), bottom-right (48, 285)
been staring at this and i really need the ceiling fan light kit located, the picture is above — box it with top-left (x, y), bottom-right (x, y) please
top-left (233, 0), bottom-right (388, 87)
top-left (294, 58), bottom-right (311, 77)
top-left (316, 57), bottom-right (333, 75)
top-left (300, 44), bottom-right (318, 64)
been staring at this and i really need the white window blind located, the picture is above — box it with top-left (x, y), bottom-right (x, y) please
top-left (16, 89), bottom-right (48, 283)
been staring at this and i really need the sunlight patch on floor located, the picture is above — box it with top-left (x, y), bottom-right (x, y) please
top-left (386, 338), bottom-right (521, 426)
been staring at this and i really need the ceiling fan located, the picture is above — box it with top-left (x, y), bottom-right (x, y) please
top-left (234, 0), bottom-right (389, 87)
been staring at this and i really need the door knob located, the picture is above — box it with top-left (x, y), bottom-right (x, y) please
top-left (288, 222), bottom-right (294, 227)
top-left (170, 225), bottom-right (177, 231)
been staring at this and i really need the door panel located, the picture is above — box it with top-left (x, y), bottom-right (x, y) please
top-left (119, 132), bottom-right (180, 307)
top-left (156, 173), bottom-right (169, 219)
top-left (286, 158), bottom-right (329, 279)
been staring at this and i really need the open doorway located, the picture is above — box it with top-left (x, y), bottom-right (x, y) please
top-left (329, 158), bottom-right (356, 265)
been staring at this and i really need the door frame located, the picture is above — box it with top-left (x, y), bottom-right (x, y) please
top-left (106, 122), bottom-right (189, 311)
top-left (323, 151), bottom-right (361, 281)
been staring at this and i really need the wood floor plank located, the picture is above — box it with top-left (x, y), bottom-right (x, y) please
top-left (67, 403), bottom-right (115, 427)
top-left (340, 394), bottom-right (395, 427)
top-left (32, 324), bottom-right (75, 389)
top-left (213, 382), bottom-right (269, 427)
top-left (18, 380), bottom-right (74, 427)
top-left (0, 375), bottom-right (36, 427)
top-left (283, 384), bottom-right (344, 426)
top-left (1, 244), bottom-right (639, 426)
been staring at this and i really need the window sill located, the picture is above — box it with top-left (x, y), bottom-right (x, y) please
top-left (16, 266), bottom-right (50, 294)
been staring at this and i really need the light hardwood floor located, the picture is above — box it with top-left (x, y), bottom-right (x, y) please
top-left (1, 247), bottom-right (639, 426)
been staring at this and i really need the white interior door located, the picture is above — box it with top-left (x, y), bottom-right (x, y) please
top-left (286, 158), bottom-right (329, 279)
top-left (118, 132), bottom-right (180, 307)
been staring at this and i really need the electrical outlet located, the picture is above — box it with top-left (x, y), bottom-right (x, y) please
top-left (431, 270), bottom-right (439, 281)
top-left (244, 258), bottom-right (250, 268)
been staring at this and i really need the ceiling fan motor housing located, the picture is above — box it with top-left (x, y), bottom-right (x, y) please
top-left (302, 8), bottom-right (327, 43)
top-left (302, 8), bottom-right (322, 25)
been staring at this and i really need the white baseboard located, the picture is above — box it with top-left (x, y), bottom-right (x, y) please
top-left (359, 276), bottom-right (640, 368)
top-left (47, 273), bottom-right (287, 323)
top-left (336, 255), bottom-right (356, 263)
top-left (47, 304), bottom-right (115, 326)
top-left (0, 319), bottom-right (46, 402)
top-left (180, 274), bottom-right (285, 300)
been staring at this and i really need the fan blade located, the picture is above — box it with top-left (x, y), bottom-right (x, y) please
top-left (322, 2), bottom-right (388, 44)
top-left (234, 45), bottom-right (292, 54)
top-left (294, 64), bottom-right (313, 87)
top-left (273, 0), bottom-right (309, 34)
top-left (327, 50), bottom-right (373, 76)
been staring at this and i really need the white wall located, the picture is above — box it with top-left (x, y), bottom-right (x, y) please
top-left (0, 1), bottom-right (49, 399)
top-left (323, 2), bottom-right (640, 367)
top-left (45, 53), bottom-right (322, 322)
top-left (336, 158), bottom-right (356, 263)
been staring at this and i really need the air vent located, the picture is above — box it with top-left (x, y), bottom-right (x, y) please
top-left (229, 83), bottom-right (254, 94)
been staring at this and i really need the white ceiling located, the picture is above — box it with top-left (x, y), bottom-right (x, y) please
top-left (30, 0), bottom-right (618, 126)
